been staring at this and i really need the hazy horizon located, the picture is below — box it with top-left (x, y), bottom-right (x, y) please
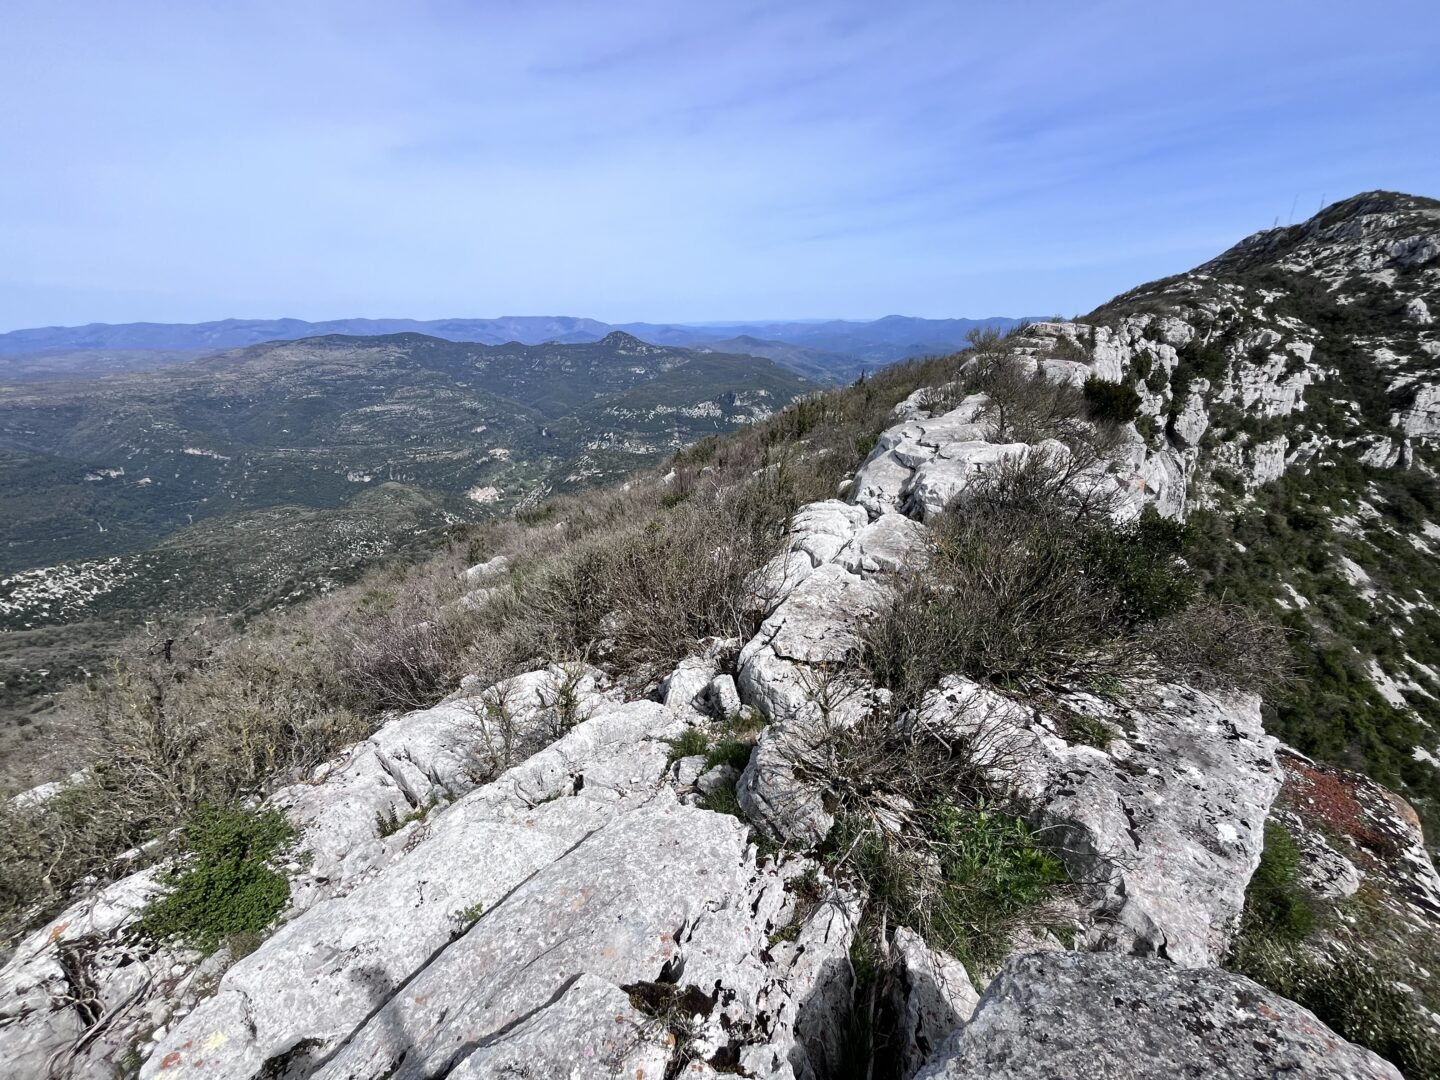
top-left (4, 0), bottom-right (1437, 331)
top-left (0, 312), bottom-right (1036, 335)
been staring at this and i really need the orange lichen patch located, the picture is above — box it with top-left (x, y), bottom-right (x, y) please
top-left (159, 1052), bottom-right (182, 1069)
top-left (1280, 754), bottom-right (1396, 858)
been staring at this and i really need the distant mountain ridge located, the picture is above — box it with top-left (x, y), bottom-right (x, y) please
top-left (0, 315), bottom-right (613, 355)
top-left (0, 314), bottom-right (1029, 384)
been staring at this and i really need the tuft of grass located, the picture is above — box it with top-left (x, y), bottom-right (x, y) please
top-left (767, 868), bottom-right (823, 947)
top-left (1065, 715), bottom-right (1116, 751)
top-left (704, 737), bottom-right (754, 773)
top-left (136, 805), bottom-right (295, 954)
top-left (701, 777), bottom-right (744, 819)
top-left (665, 727), bottom-right (712, 764)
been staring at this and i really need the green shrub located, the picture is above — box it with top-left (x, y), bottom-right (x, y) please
top-left (1227, 821), bottom-right (1439, 1077)
top-left (136, 805), bottom-right (295, 954)
top-left (1082, 377), bottom-right (1142, 425)
top-left (1243, 822), bottom-right (1315, 940)
top-left (1231, 939), bottom-right (1438, 1079)
top-left (1079, 512), bottom-right (1196, 622)
top-left (827, 800), bottom-right (1067, 973)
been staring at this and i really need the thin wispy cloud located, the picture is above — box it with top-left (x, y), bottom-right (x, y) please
top-left (2, 0), bottom-right (1436, 328)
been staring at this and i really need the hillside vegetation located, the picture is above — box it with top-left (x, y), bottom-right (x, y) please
top-left (0, 334), bottom-right (814, 747)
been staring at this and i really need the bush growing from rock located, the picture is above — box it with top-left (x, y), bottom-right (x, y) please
top-left (865, 455), bottom-right (1287, 708)
top-left (136, 805), bottom-right (295, 954)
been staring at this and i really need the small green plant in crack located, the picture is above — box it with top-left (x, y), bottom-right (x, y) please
top-left (136, 805), bottom-right (296, 954)
top-left (1065, 715), bottom-right (1117, 751)
top-left (1082, 376), bottom-right (1141, 424)
top-left (665, 727), bottom-right (712, 765)
top-left (450, 900), bottom-right (486, 937)
top-left (374, 797), bottom-right (436, 838)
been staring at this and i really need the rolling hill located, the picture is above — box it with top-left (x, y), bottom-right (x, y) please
top-left (0, 332), bottom-right (814, 726)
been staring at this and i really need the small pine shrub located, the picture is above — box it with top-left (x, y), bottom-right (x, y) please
top-left (136, 805), bottom-right (295, 954)
top-left (1065, 715), bottom-right (1116, 750)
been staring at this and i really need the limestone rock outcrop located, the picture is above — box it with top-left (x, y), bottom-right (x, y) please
top-left (913, 678), bottom-right (1281, 967)
top-left (916, 951), bottom-right (1403, 1080)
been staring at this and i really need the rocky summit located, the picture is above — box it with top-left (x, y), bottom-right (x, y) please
top-left (2, 192), bottom-right (1440, 1080)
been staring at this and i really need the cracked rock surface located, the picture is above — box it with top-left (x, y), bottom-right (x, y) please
top-left (915, 951), bottom-right (1403, 1080)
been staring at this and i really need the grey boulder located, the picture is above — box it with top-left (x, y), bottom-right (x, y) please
top-left (916, 951), bottom-right (1402, 1080)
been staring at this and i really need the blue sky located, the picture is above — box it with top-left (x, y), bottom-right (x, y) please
top-left (2, 0), bottom-right (1437, 330)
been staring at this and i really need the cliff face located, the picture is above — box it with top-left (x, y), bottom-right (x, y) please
top-left (3, 194), bottom-right (1439, 1079)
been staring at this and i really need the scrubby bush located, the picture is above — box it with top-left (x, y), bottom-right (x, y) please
top-left (865, 450), bottom-right (1288, 709)
top-left (868, 461), bottom-right (1200, 704)
top-left (524, 486), bottom-right (786, 679)
top-left (1082, 376), bottom-right (1142, 424)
